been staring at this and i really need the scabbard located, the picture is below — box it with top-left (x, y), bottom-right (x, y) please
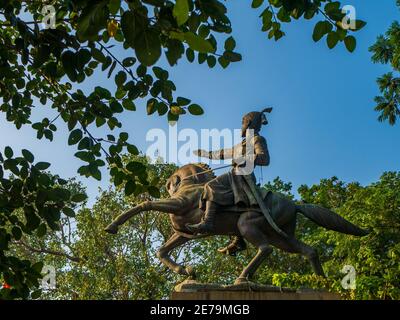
top-left (242, 174), bottom-right (288, 238)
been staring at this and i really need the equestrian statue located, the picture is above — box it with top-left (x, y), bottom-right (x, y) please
top-left (104, 108), bottom-right (369, 284)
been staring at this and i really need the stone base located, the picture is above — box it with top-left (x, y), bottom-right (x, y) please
top-left (170, 280), bottom-right (340, 300)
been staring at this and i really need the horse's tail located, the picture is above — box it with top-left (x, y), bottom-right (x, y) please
top-left (296, 204), bottom-right (369, 236)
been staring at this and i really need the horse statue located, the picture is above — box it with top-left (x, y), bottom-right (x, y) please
top-left (104, 163), bottom-right (369, 284)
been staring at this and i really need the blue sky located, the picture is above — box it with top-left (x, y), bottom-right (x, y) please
top-left (1, 1), bottom-right (399, 204)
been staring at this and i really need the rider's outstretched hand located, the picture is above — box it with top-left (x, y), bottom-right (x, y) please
top-left (193, 149), bottom-right (210, 158)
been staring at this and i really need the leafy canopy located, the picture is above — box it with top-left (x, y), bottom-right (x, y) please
top-left (0, 0), bottom-right (365, 299)
top-left (369, 2), bottom-right (400, 125)
top-left (6, 167), bottom-right (399, 300)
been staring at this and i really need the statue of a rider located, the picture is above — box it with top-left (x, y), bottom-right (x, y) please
top-left (187, 108), bottom-right (273, 255)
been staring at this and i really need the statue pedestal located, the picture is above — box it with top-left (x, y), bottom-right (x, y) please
top-left (170, 280), bottom-right (340, 300)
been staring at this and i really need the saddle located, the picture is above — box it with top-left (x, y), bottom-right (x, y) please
top-left (221, 189), bottom-right (273, 214)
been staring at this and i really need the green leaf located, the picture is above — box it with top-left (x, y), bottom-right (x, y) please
top-left (122, 57), bottom-right (136, 67)
top-left (115, 71), bottom-right (127, 87)
top-left (186, 48), bottom-right (195, 62)
top-left (36, 223), bottom-right (47, 238)
top-left (207, 55), bottom-right (216, 68)
top-left (61, 50), bottom-right (77, 81)
top-left (119, 132), bottom-right (128, 141)
top-left (71, 193), bottom-right (87, 203)
top-left (177, 97), bottom-right (191, 106)
top-left (165, 39), bottom-right (184, 66)
top-left (344, 36), bottom-right (356, 52)
top-left (147, 98), bottom-right (157, 115)
top-left (62, 207), bottom-right (76, 218)
top-left (324, 1), bottom-right (340, 13)
top-left (354, 20), bottom-right (367, 31)
top-left (135, 28), bottom-right (162, 66)
top-left (35, 162), bottom-right (51, 170)
top-left (121, 10), bottom-right (136, 47)
top-left (327, 31), bottom-right (339, 49)
top-left (224, 36), bottom-right (236, 51)
top-left (75, 151), bottom-right (94, 162)
top-left (22, 149), bottom-right (34, 163)
top-left (68, 129), bottom-right (83, 145)
top-left (108, 60), bottom-right (117, 78)
top-left (173, 0), bottom-right (189, 26)
top-left (78, 137), bottom-right (92, 150)
top-left (198, 52), bottom-right (207, 64)
top-left (76, 2), bottom-right (109, 42)
top-left (152, 66), bottom-right (164, 79)
top-left (4, 146), bottom-right (13, 159)
top-left (184, 32), bottom-right (214, 53)
top-left (32, 261), bottom-right (44, 273)
top-left (252, 0), bottom-right (264, 9)
top-left (115, 88), bottom-right (126, 99)
top-left (223, 51), bottom-right (242, 62)
top-left (125, 180), bottom-right (136, 196)
top-left (136, 64), bottom-right (147, 77)
top-left (126, 161), bottom-right (145, 173)
top-left (95, 86), bottom-right (112, 99)
top-left (157, 102), bottom-right (168, 116)
top-left (188, 104), bottom-right (204, 115)
top-left (313, 21), bottom-right (332, 42)
top-left (122, 99), bottom-right (136, 111)
top-left (127, 144), bottom-right (139, 155)
top-left (108, 0), bottom-right (121, 15)
top-left (171, 105), bottom-right (184, 115)
top-left (218, 56), bottom-right (229, 69)
top-left (91, 47), bottom-right (106, 63)
top-left (76, 49), bottom-right (91, 71)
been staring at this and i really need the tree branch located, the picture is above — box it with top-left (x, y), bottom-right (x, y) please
top-left (15, 240), bottom-right (82, 263)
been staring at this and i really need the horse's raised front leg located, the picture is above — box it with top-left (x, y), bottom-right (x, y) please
top-left (104, 198), bottom-right (186, 234)
top-left (157, 233), bottom-right (194, 277)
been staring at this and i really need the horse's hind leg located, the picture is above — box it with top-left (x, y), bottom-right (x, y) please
top-left (235, 246), bottom-right (272, 284)
top-left (157, 233), bottom-right (194, 277)
top-left (271, 237), bottom-right (325, 277)
top-left (294, 239), bottom-right (325, 277)
top-left (235, 211), bottom-right (273, 284)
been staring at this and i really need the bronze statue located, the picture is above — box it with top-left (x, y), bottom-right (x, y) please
top-left (104, 110), bottom-right (369, 284)
top-left (187, 108), bottom-right (282, 255)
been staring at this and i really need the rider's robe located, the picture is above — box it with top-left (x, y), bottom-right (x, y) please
top-left (200, 133), bottom-right (270, 210)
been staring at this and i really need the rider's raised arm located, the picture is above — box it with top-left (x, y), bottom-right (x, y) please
top-left (208, 146), bottom-right (235, 160)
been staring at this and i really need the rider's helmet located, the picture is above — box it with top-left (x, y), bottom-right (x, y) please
top-left (241, 107), bottom-right (273, 137)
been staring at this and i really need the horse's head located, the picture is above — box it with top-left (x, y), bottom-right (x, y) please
top-left (166, 163), bottom-right (216, 196)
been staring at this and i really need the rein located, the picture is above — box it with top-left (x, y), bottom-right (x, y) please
top-left (177, 163), bottom-right (233, 187)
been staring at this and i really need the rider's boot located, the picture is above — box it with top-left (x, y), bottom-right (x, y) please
top-left (186, 201), bottom-right (217, 234)
top-left (218, 236), bottom-right (247, 256)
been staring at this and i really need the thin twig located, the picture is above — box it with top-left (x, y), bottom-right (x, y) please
top-left (15, 240), bottom-right (82, 263)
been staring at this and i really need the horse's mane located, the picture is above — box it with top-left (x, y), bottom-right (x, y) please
top-left (192, 163), bottom-right (216, 179)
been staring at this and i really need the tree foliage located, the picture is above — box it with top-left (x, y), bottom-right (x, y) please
top-left (3, 160), bottom-right (399, 300)
top-left (0, 151), bottom-right (86, 299)
top-left (370, 2), bottom-right (400, 125)
top-left (0, 0), bottom-right (366, 298)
